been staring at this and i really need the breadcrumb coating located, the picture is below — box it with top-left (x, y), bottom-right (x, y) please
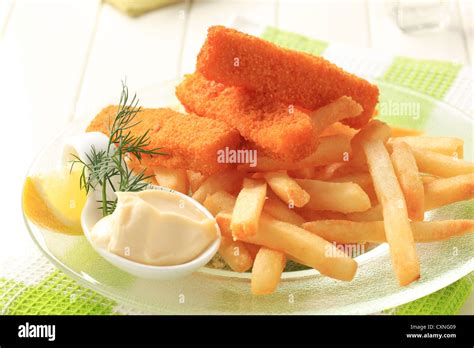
top-left (197, 26), bottom-right (379, 129)
top-left (176, 73), bottom-right (317, 161)
top-left (86, 106), bottom-right (242, 175)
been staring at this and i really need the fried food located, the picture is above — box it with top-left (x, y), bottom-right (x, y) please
top-left (176, 73), bottom-right (316, 161)
top-left (388, 136), bottom-right (463, 158)
top-left (328, 172), bottom-right (378, 203)
top-left (238, 134), bottom-right (352, 171)
top-left (153, 167), bottom-right (188, 194)
top-left (424, 173), bottom-right (474, 210)
top-left (295, 179), bottom-right (371, 213)
top-left (231, 178), bottom-right (267, 238)
top-left (411, 148), bottom-right (474, 177)
top-left (216, 212), bottom-right (358, 281)
top-left (80, 27), bottom-right (474, 294)
top-left (86, 106), bottom-right (242, 175)
top-left (187, 170), bottom-right (207, 193)
top-left (263, 191), bottom-right (306, 226)
top-left (350, 119), bottom-right (391, 169)
top-left (310, 96), bottom-right (363, 133)
top-left (251, 248), bottom-right (286, 295)
top-left (219, 236), bottom-right (254, 273)
top-left (390, 142), bottom-right (424, 221)
top-left (196, 26), bottom-right (379, 128)
top-left (192, 171), bottom-right (244, 203)
top-left (303, 220), bottom-right (474, 244)
top-left (263, 171), bottom-right (310, 208)
top-left (348, 173), bottom-right (474, 222)
top-left (363, 138), bottom-right (420, 286)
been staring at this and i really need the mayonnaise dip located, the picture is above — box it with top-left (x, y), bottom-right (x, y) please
top-left (90, 190), bottom-right (218, 266)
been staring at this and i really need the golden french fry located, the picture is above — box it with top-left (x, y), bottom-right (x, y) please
top-left (347, 205), bottom-right (383, 222)
top-left (421, 175), bottom-right (438, 185)
top-left (251, 247), bottom-right (286, 295)
top-left (363, 139), bottom-right (419, 286)
top-left (216, 212), bottom-right (358, 281)
top-left (304, 220), bottom-right (385, 243)
top-left (328, 172), bottom-right (378, 204)
top-left (187, 170), bottom-right (207, 193)
top-left (303, 220), bottom-right (474, 244)
top-left (264, 171), bottom-right (310, 208)
top-left (390, 142), bottom-right (424, 221)
top-left (203, 191), bottom-right (236, 216)
top-left (296, 208), bottom-right (347, 221)
top-left (319, 122), bottom-right (358, 138)
top-left (348, 174), bottom-right (474, 221)
top-left (310, 96), bottom-right (362, 134)
top-left (264, 191), bottom-right (306, 226)
top-left (424, 173), bottom-right (474, 210)
top-left (312, 162), bottom-right (352, 180)
top-left (192, 171), bottom-right (244, 203)
top-left (219, 236), bottom-right (254, 273)
top-left (389, 136), bottom-right (464, 158)
top-left (311, 164), bottom-right (342, 181)
top-left (390, 126), bottom-right (424, 137)
top-left (295, 179), bottom-right (370, 213)
top-left (288, 134), bottom-right (352, 169)
top-left (350, 120), bottom-right (391, 168)
top-left (411, 148), bottom-right (473, 177)
top-left (238, 134), bottom-right (351, 171)
top-left (204, 190), bottom-right (306, 226)
top-left (231, 179), bottom-right (267, 238)
top-left (154, 167), bottom-right (188, 194)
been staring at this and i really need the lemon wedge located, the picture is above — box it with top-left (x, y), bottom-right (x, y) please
top-left (22, 166), bottom-right (87, 235)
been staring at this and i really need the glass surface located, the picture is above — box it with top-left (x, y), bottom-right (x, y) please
top-left (23, 80), bottom-right (473, 314)
top-left (395, 0), bottom-right (452, 33)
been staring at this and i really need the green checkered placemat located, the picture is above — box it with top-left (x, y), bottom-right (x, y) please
top-left (2, 26), bottom-right (472, 315)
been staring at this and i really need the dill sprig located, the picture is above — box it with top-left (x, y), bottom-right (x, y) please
top-left (71, 81), bottom-right (166, 216)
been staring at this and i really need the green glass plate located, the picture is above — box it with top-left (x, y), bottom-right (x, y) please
top-left (23, 79), bottom-right (473, 314)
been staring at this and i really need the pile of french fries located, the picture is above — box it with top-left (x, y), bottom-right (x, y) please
top-left (146, 97), bottom-right (473, 295)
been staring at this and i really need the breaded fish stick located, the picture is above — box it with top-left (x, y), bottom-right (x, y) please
top-left (176, 73), bottom-right (316, 161)
top-left (86, 106), bottom-right (242, 175)
top-left (197, 26), bottom-right (379, 129)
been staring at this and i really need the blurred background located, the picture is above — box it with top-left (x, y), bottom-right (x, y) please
top-left (0, 0), bottom-right (471, 151)
top-left (0, 0), bottom-right (472, 313)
